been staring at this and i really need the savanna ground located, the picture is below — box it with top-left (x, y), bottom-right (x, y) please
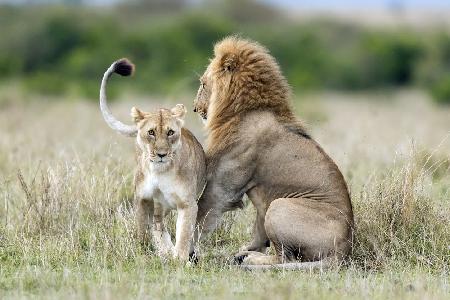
top-left (0, 89), bottom-right (449, 299)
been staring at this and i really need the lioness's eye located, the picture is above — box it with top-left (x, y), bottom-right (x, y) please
top-left (148, 130), bottom-right (155, 136)
top-left (167, 129), bottom-right (175, 136)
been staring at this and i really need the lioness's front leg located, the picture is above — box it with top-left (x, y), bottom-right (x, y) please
top-left (174, 200), bottom-right (198, 261)
top-left (136, 198), bottom-right (154, 245)
top-left (152, 202), bottom-right (175, 257)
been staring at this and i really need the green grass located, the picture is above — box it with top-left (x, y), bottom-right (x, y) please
top-left (0, 90), bottom-right (449, 299)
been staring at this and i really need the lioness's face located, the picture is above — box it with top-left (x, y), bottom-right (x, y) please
top-left (131, 104), bottom-right (186, 166)
top-left (193, 69), bottom-right (212, 123)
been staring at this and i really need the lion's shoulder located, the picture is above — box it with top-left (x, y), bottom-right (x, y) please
top-left (238, 110), bottom-right (310, 142)
top-left (180, 128), bottom-right (207, 195)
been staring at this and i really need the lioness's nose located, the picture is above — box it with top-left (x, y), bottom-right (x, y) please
top-left (193, 107), bottom-right (197, 112)
top-left (157, 153), bottom-right (167, 158)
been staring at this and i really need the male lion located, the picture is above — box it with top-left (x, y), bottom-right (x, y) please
top-left (100, 59), bottom-right (206, 261)
top-left (192, 37), bottom-right (354, 270)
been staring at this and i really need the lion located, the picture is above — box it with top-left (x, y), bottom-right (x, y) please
top-left (100, 58), bottom-right (206, 261)
top-left (192, 37), bottom-right (354, 270)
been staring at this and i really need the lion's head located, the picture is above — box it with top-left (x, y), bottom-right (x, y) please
top-left (132, 104), bottom-right (187, 170)
top-left (193, 36), bottom-right (307, 156)
top-left (193, 65), bottom-right (212, 124)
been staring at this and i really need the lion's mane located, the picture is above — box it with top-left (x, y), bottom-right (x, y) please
top-left (206, 36), bottom-right (309, 161)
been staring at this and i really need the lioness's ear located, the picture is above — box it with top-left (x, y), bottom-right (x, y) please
top-left (170, 104), bottom-right (187, 126)
top-left (131, 107), bottom-right (145, 123)
top-left (171, 104), bottom-right (187, 124)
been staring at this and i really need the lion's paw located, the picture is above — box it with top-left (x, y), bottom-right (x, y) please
top-left (233, 251), bottom-right (264, 265)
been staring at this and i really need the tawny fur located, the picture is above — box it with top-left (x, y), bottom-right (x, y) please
top-left (99, 59), bottom-right (206, 261)
top-left (205, 37), bottom-right (309, 163)
top-left (133, 106), bottom-right (206, 261)
top-left (192, 36), bottom-right (354, 269)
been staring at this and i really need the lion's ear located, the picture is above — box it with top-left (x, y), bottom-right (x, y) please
top-left (222, 54), bottom-right (237, 72)
top-left (131, 107), bottom-right (145, 123)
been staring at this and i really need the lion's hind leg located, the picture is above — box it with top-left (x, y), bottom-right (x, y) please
top-left (234, 251), bottom-right (330, 271)
top-left (264, 197), bottom-right (351, 263)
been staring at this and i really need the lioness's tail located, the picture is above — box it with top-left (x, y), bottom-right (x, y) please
top-left (240, 259), bottom-right (330, 271)
top-left (99, 58), bottom-right (138, 137)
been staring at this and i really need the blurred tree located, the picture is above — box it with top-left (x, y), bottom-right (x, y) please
top-left (417, 33), bottom-right (450, 104)
top-left (63, 0), bottom-right (83, 5)
top-left (209, 0), bottom-right (281, 23)
top-left (119, 0), bottom-right (188, 13)
top-left (0, 4), bottom-right (448, 104)
top-left (360, 33), bottom-right (422, 87)
top-left (20, 15), bottom-right (84, 72)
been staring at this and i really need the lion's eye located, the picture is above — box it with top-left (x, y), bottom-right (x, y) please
top-left (201, 83), bottom-right (206, 89)
top-left (167, 129), bottom-right (175, 136)
top-left (148, 130), bottom-right (155, 136)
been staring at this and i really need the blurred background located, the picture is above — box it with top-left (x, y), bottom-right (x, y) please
top-left (1, 0), bottom-right (450, 104)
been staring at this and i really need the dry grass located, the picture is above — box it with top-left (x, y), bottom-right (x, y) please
top-left (0, 89), bottom-right (449, 299)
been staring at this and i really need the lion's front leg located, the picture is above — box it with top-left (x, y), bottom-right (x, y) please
top-left (174, 201), bottom-right (198, 261)
top-left (240, 208), bottom-right (269, 253)
top-left (240, 187), bottom-right (269, 253)
top-left (192, 145), bottom-right (257, 258)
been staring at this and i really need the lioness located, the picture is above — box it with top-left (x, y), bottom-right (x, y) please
top-left (192, 37), bottom-right (354, 270)
top-left (100, 58), bottom-right (206, 261)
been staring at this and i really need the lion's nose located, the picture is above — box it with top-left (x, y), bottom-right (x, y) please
top-left (193, 107), bottom-right (197, 112)
top-left (157, 153), bottom-right (167, 158)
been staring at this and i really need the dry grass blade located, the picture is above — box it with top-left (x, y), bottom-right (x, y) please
top-left (0, 93), bottom-right (448, 299)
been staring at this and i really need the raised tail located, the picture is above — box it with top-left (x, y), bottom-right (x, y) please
top-left (99, 58), bottom-right (138, 137)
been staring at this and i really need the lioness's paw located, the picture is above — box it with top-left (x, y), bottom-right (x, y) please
top-left (172, 249), bottom-right (190, 262)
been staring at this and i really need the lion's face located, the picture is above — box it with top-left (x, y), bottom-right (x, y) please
top-left (131, 104), bottom-right (186, 168)
top-left (193, 70), bottom-right (212, 123)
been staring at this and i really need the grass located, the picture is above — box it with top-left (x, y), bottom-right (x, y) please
top-left (0, 89), bottom-right (449, 299)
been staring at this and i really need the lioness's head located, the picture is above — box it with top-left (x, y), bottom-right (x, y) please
top-left (131, 104), bottom-right (187, 167)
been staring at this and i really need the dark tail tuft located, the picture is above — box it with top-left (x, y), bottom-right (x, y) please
top-left (114, 58), bottom-right (135, 76)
